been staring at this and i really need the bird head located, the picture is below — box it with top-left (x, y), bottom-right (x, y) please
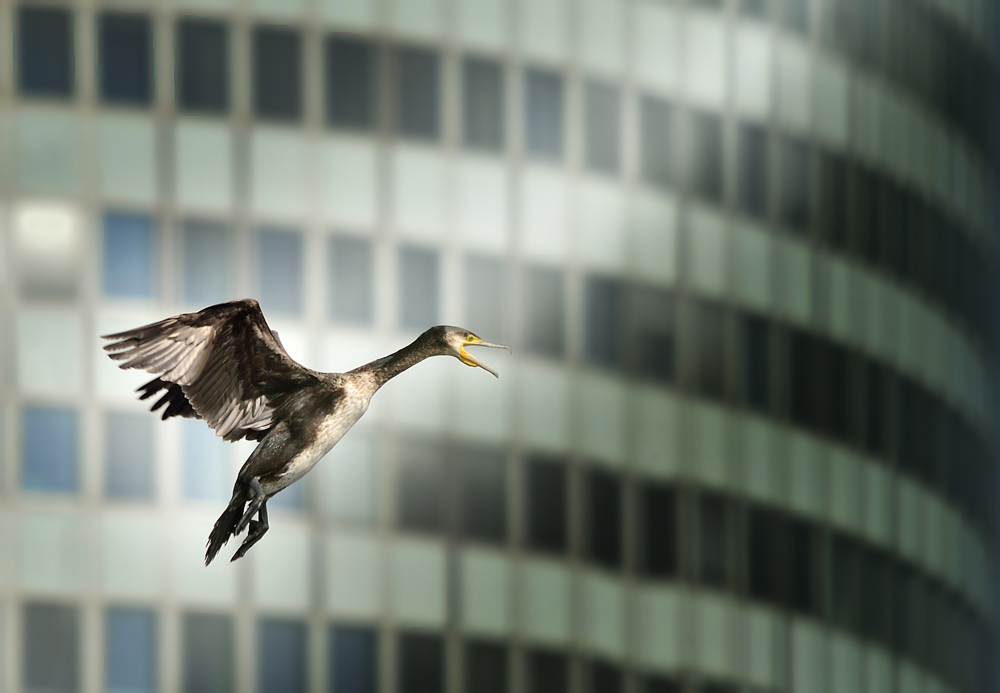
top-left (427, 326), bottom-right (511, 378)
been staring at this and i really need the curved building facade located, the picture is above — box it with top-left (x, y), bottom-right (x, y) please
top-left (0, 0), bottom-right (996, 692)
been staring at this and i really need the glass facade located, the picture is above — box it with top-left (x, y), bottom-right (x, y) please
top-left (1, 2), bottom-right (997, 693)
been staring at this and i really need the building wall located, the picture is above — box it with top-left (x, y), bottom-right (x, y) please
top-left (0, 0), bottom-right (996, 692)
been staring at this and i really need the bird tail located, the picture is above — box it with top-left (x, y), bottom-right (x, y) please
top-left (205, 488), bottom-right (246, 566)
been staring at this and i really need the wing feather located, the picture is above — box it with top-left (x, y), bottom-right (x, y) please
top-left (102, 299), bottom-right (320, 442)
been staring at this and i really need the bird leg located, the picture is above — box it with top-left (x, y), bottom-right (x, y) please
top-left (235, 477), bottom-right (265, 535)
top-left (231, 500), bottom-right (268, 562)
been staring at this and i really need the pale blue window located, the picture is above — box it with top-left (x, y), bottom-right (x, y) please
top-left (328, 236), bottom-right (374, 324)
top-left (258, 229), bottom-right (303, 316)
top-left (399, 246), bottom-right (439, 330)
top-left (22, 406), bottom-right (77, 493)
top-left (183, 613), bottom-right (233, 693)
top-left (106, 607), bottom-right (156, 693)
top-left (525, 68), bottom-right (564, 160)
top-left (105, 411), bottom-right (154, 500)
top-left (258, 618), bottom-right (306, 693)
top-left (23, 603), bottom-right (79, 693)
top-left (182, 220), bottom-right (229, 306)
top-left (330, 626), bottom-right (378, 693)
top-left (182, 419), bottom-right (230, 501)
top-left (103, 212), bottom-right (156, 299)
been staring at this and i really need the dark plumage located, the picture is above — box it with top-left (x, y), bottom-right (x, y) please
top-left (102, 299), bottom-right (509, 564)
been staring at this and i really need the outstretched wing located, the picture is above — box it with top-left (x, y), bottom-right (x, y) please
top-left (102, 299), bottom-right (320, 442)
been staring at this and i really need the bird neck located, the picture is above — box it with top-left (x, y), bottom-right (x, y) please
top-left (352, 332), bottom-right (439, 388)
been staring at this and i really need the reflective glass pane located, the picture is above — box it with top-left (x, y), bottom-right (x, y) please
top-left (465, 641), bottom-right (507, 693)
top-left (330, 625), bottom-right (378, 693)
top-left (258, 229), bottom-right (303, 316)
top-left (102, 212), bottom-right (156, 299)
top-left (181, 418), bottom-right (230, 501)
top-left (587, 661), bottom-right (622, 693)
top-left (524, 68), bottom-right (564, 160)
top-left (686, 299), bottom-right (726, 399)
top-left (742, 314), bottom-right (770, 412)
top-left (737, 122), bottom-right (768, 219)
top-left (454, 443), bottom-right (506, 544)
top-left (522, 266), bottom-right (565, 359)
top-left (23, 603), bottom-right (79, 693)
top-left (586, 468), bottom-right (622, 569)
top-left (394, 47), bottom-right (440, 139)
top-left (584, 81), bottom-right (621, 174)
top-left (398, 633), bottom-right (443, 693)
top-left (639, 483), bottom-right (677, 579)
top-left (254, 27), bottom-right (302, 121)
top-left (182, 220), bottom-right (229, 306)
top-left (463, 255), bottom-right (505, 341)
top-left (698, 492), bottom-right (733, 588)
top-left (22, 406), bottom-right (78, 493)
top-left (183, 612), bottom-right (233, 693)
top-left (258, 618), bottom-right (306, 693)
top-left (640, 96), bottom-right (673, 190)
top-left (682, 110), bottom-right (723, 203)
top-left (106, 607), bottom-right (156, 693)
top-left (105, 411), bottom-right (154, 499)
top-left (463, 58), bottom-right (504, 151)
top-left (399, 246), bottom-right (439, 330)
top-left (18, 7), bottom-right (74, 97)
top-left (525, 455), bottom-right (567, 554)
top-left (526, 650), bottom-right (567, 693)
top-left (397, 438), bottom-right (446, 533)
top-left (177, 19), bottom-right (228, 113)
top-left (584, 276), bottom-right (622, 369)
top-left (328, 236), bottom-right (374, 324)
top-left (624, 285), bottom-right (675, 384)
top-left (325, 36), bottom-right (376, 129)
top-left (99, 13), bottom-right (152, 104)
top-left (778, 137), bottom-right (810, 233)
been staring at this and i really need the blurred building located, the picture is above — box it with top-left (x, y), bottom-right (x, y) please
top-left (0, 0), bottom-right (997, 692)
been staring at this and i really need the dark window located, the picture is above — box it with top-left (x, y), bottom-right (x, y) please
top-left (102, 212), bottom-right (156, 299)
top-left (22, 406), bottom-right (78, 493)
top-left (399, 246), bottom-right (440, 329)
top-left (624, 285), bottom-right (676, 384)
top-left (259, 229), bottom-right (303, 316)
top-left (698, 492), bottom-right (733, 589)
top-left (253, 27), bottom-right (302, 121)
top-left (640, 96), bottom-right (673, 190)
top-left (864, 361), bottom-right (889, 458)
top-left (328, 236), bottom-right (374, 324)
top-left (330, 625), bottom-right (378, 693)
top-left (325, 36), bottom-right (376, 129)
top-left (893, 565), bottom-right (923, 661)
top-left (644, 676), bottom-right (682, 693)
top-left (681, 110), bottom-right (723, 203)
top-left (465, 641), bottom-right (507, 693)
top-left (584, 81), bottom-right (621, 175)
top-left (639, 483), bottom-right (677, 579)
top-left (454, 443), bottom-right (507, 543)
top-left (258, 618), bottom-right (306, 693)
top-left (737, 123), bottom-right (769, 219)
top-left (99, 13), bottom-right (152, 104)
top-left (177, 19), bottom-right (228, 113)
top-left (830, 535), bottom-right (863, 634)
top-left (24, 603), bottom-right (78, 692)
top-left (686, 299), bottom-right (726, 400)
top-left (522, 266), bottom-right (565, 359)
top-left (398, 633), bottom-right (443, 693)
top-left (849, 165), bottom-right (878, 263)
top-left (742, 314), bottom-right (770, 412)
top-left (585, 276), bottom-right (622, 369)
top-left (397, 439), bottom-right (446, 533)
top-left (778, 137), bottom-right (810, 233)
top-left (463, 255), bottom-right (506, 342)
top-left (586, 468), bottom-right (622, 569)
top-left (789, 518), bottom-right (821, 616)
top-left (525, 455), bottom-right (567, 554)
top-left (463, 57), bottom-right (504, 151)
top-left (183, 613), bottom-right (233, 693)
top-left (182, 220), bottom-right (229, 306)
top-left (394, 47), bottom-right (440, 139)
top-left (777, 0), bottom-right (810, 34)
top-left (587, 661), bottom-right (622, 693)
top-left (105, 607), bottom-right (156, 693)
top-left (526, 650), bottom-right (568, 693)
top-left (524, 68), bottom-right (564, 160)
top-left (747, 507), bottom-right (788, 607)
top-left (877, 180), bottom-right (904, 276)
top-left (105, 411), bottom-right (154, 499)
top-left (18, 7), bottom-right (74, 97)
top-left (816, 150), bottom-right (846, 250)
top-left (861, 549), bottom-right (893, 647)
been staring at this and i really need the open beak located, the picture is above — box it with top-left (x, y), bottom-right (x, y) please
top-left (460, 341), bottom-right (511, 378)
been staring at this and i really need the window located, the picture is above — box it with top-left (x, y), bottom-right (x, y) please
top-left (877, 180), bottom-right (903, 277)
top-left (397, 438), bottom-right (447, 533)
top-left (747, 507), bottom-right (788, 607)
top-left (183, 613), bottom-right (233, 693)
top-left (741, 314), bottom-right (770, 412)
top-left (526, 650), bottom-right (568, 693)
top-left (586, 468), bottom-right (622, 569)
top-left (328, 236), bottom-right (374, 324)
top-left (789, 518), bottom-right (821, 616)
top-left (624, 285), bottom-right (676, 384)
top-left (398, 633), bottom-right (444, 693)
top-left (18, 7), bottom-right (74, 97)
top-left (465, 641), bottom-right (507, 693)
top-left (584, 276), bottom-right (622, 369)
top-left (640, 96), bottom-right (673, 190)
top-left (524, 68), bottom-right (564, 160)
top-left (181, 220), bottom-right (229, 306)
top-left (463, 255), bottom-right (506, 342)
top-left (522, 266), bottom-right (565, 359)
top-left (253, 27), bottom-right (302, 121)
top-left (258, 618), bottom-right (306, 693)
top-left (177, 19), bottom-right (228, 113)
top-left (697, 492), bottom-right (733, 589)
top-left (848, 165), bottom-right (878, 263)
top-left (740, 0), bottom-right (769, 19)
top-left (864, 361), bottom-right (889, 459)
top-left (258, 229), bottom-right (303, 316)
top-left (105, 607), bottom-right (156, 693)
top-left (22, 406), bottom-right (78, 493)
top-left (330, 626), bottom-right (378, 693)
top-left (394, 47), bottom-right (440, 139)
top-left (105, 411), bottom-right (154, 500)
top-left (463, 58), bottom-right (504, 151)
top-left (830, 535), bottom-right (863, 634)
top-left (454, 444), bottom-right (507, 544)
top-left (861, 549), bottom-right (893, 647)
top-left (816, 150), bottom-right (846, 250)
top-left (686, 299), bottom-right (726, 400)
top-left (102, 212), bottom-right (156, 299)
top-left (525, 455), bottom-right (567, 554)
top-left (399, 246), bottom-right (440, 330)
top-left (682, 110), bottom-right (723, 203)
top-left (181, 419), bottom-right (230, 502)
top-left (737, 123), bottom-right (768, 219)
top-left (584, 81), bottom-right (621, 175)
top-left (639, 483), bottom-right (677, 579)
top-left (587, 661), bottom-right (622, 693)
top-left (778, 0), bottom-right (810, 34)
top-left (778, 137), bottom-right (810, 233)
top-left (325, 36), bottom-right (376, 129)
top-left (24, 603), bottom-right (79, 693)
top-left (99, 13), bottom-right (152, 104)
top-left (644, 676), bottom-right (682, 693)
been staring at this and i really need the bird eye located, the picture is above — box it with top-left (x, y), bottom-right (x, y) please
top-left (467, 334), bottom-right (476, 342)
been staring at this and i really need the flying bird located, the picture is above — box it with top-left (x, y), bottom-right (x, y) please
top-left (102, 299), bottom-right (509, 564)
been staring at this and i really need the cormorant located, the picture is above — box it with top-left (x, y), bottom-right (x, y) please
top-left (102, 298), bottom-right (509, 564)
